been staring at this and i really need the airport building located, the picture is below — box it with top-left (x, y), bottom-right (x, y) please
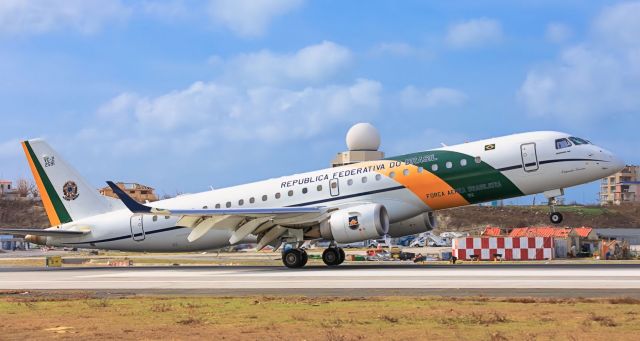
top-left (331, 123), bottom-right (384, 167)
top-left (599, 165), bottom-right (640, 205)
top-left (99, 182), bottom-right (158, 203)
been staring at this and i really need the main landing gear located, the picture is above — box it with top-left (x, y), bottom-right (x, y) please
top-left (322, 247), bottom-right (345, 267)
top-left (282, 248), bottom-right (308, 268)
top-left (281, 243), bottom-right (346, 268)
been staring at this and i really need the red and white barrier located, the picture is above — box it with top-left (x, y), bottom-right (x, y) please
top-left (452, 237), bottom-right (553, 261)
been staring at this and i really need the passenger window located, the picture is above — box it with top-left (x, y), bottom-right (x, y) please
top-left (375, 174), bottom-right (382, 181)
top-left (460, 159), bottom-right (467, 167)
top-left (331, 182), bottom-right (337, 189)
top-left (288, 190), bottom-right (293, 196)
top-left (262, 195), bottom-right (267, 201)
top-left (275, 193), bottom-right (281, 199)
top-left (474, 156), bottom-right (481, 164)
top-left (361, 177), bottom-right (367, 183)
top-left (347, 179), bottom-right (353, 186)
top-left (249, 197), bottom-right (255, 204)
top-left (238, 199), bottom-right (244, 206)
top-left (445, 161), bottom-right (453, 169)
top-left (431, 164), bottom-right (438, 172)
top-left (402, 169), bottom-right (409, 176)
top-left (317, 185), bottom-right (323, 191)
top-left (302, 187), bottom-right (308, 194)
top-left (165, 216), bottom-right (169, 219)
top-left (226, 202), bottom-right (231, 208)
top-left (555, 138), bottom-right (572, 149)
top-left (389, 171), bottom-right (396, 178)
top-left (417, 167), bottom-right (423, 173)
top-left (203, 206), bottom-right (208, 209)
top-left (215, 203), bottom-right (221, 209)
top-left (152, 215), bottom-right (157, 222)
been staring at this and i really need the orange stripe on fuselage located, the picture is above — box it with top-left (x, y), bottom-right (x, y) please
top-left (367, 160), bottom-right (469, 210)
top-left (21, 142), bottom-right (60, 226)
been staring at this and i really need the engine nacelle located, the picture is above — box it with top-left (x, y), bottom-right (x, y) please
top-left (387, 212), bottom-right (436, 237)
top-left (320, 204), bottom-right (389, 243)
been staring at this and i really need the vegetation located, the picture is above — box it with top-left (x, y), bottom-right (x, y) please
top-left (1, 293), bottom-right (639, 340)
top-left (437, 204), bottom-right (640, 233)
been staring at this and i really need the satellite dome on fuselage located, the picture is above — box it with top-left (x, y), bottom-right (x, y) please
top-left (346, 122), bottom-right (380, 151)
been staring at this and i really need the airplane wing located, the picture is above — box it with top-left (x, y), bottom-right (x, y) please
top-left (0, 228), bottom-right (88, 237)
top-left (106, 181), bottom-right (333, 248)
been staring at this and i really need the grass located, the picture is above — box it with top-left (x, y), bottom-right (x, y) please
top-left (0, 293), bottom-right (639, 340)
top-left (531, 205), bottom-right (607, 216)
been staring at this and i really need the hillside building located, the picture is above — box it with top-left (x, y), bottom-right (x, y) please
top-left (0, 180), bottom-right (12, 196)
top-left (99, 182), bottom-right (157, 203)
top-left (600, 165), bottom-right (640, 205)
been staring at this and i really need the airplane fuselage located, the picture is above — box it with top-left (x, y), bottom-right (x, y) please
top-left (38, 131), bottom-right (623, 251)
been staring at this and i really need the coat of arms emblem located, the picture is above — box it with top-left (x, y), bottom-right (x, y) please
top-left (62, 181), bottom-right (79, 201)
top-left (348, 216), bottom-right (359, 229)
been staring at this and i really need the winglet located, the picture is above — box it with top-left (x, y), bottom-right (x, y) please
top-left (106, 181), bottom-right (152, 214)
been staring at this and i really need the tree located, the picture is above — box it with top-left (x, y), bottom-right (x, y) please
top-left (15, 178), bottom-right (37, 198)
top-left (16, 178), bottom-right (30, 197)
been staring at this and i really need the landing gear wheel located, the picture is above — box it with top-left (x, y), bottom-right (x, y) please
top-left (283, 248), bottom-right (307, 268)
top-left (550, 212), bottom-right (563, 224)
top-left (322, 248), bottom-right (340, 266)
top-left (336, 248), bottom-right (346, 265)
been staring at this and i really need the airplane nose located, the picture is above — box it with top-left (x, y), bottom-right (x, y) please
top-left (611, 154), bottom-right (625, 172)
top-left (596, 146), bottom-right (624, 173)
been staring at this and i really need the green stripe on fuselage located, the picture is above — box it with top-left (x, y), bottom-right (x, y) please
top-left (388, 150), bottom-right (524, 204)
top-left (24, 141), bottom-right (72, 224)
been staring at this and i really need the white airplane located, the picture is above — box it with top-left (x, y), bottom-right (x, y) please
top-left (4, 131), bottom-right (623, 268)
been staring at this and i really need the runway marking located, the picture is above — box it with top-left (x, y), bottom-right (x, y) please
top-left (2, 267), bottom-right (640, 290)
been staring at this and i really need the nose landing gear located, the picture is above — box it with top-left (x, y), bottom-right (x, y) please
top-left (544, 189), bottom-right (565, 225)
top-left (548, 197), bottom-right (563, 224)
top-left (550, 211), bottom-right (563, 224)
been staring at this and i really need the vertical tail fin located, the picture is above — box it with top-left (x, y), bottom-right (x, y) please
top-left (22, 139), bottom-right (114, 225)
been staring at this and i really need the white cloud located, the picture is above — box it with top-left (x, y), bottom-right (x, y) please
top-left (93, 79), bottom-right (382, 148)
top-left (546, 23), bottom-right (572, 43)
top-left (399, 86), bottom-right (467, 109)
top-left (0, 138), bottom-right (22, 158)
top-left (445, 18), bottom-right (503, 49)
top-left (371, 42), bottom-right (416, 57)
top-left (218, 41), bottom-right (352, 86)
top-left (0, 0), bottom-right (130, 35)
top-left (388, 128), bottom-right (470, 155)
top-left (139, 0), bottom-right (188, 21)
top-left (518, 1), bottom-right (640, 120)
top-left (207, 0), bottom-right (303, 37)
top-left (593, 1), bottom-right (640, 48)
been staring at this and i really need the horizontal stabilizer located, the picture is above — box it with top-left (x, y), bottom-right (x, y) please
top-left (1, 228), bottom-right (88, 237)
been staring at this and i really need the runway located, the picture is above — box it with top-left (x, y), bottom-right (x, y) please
top-left (2, 264), bottom-right (640, 296)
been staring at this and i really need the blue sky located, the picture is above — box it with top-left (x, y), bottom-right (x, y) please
top-left (0, 0), bottom-right (638, 204)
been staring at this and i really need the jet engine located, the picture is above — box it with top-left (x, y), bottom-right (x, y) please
top-left (320, 203), bottom-right (389, 243)
top-left (387, 212), bottom-right (436, 237)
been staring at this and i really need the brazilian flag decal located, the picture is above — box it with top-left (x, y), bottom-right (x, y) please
top-left (484, 144), bottom-right (495, 151)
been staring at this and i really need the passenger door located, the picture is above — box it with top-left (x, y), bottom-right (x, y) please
top-left (520, 143), bottom-right (539, 172)
top-left (130, 215), bottom-right (145, 241)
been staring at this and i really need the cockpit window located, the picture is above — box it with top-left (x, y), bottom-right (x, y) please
top-left (568, 137), bottom-right (591, 145)
top-left (555, 138), bottom-right (572, 149)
